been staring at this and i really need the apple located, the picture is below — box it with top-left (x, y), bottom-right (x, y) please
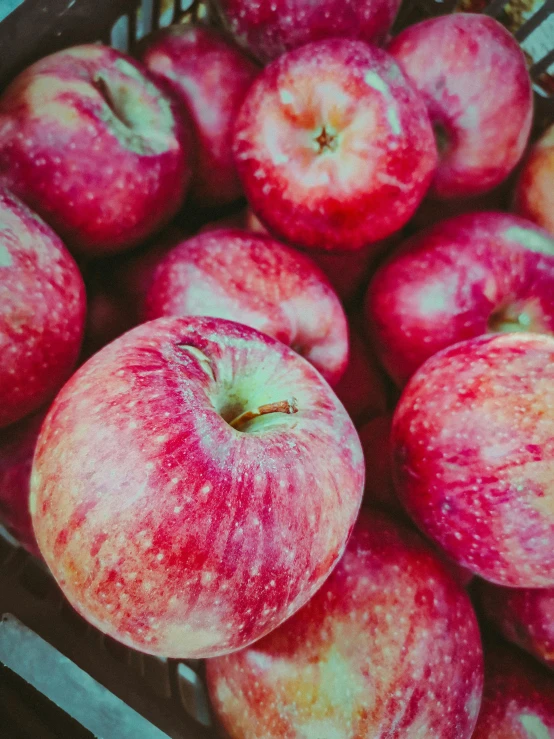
top-left (0, 44), bottom-right (194, 257)
top-left (30, 316), bottom-right (364, 658)
top-left (245, 206), bottom-right (379, 304)
top-left (0, 410), bottom-right (46, 558)
top-left (233, 38), bottom-right (437, 252)
top-left (392, 332), bottom-right (554, 588)
top-left (0, 189), bottom-right (86, 429)
top-left (388, 13), bottom-right (533, 199)
top-left (206, 509), bottom-right (484, 739)
top-left (515, 122), bottom-right (554, 237)
top-left (366, 212), bottom-right (554, 386)
top-left (477, 579), bottom-right (554, 672)
top-left (213, 0), bottom-right (402, 63)
top-left (142, 229), bottom-right (349, 385)
top-left (138, 24), bottom-right (259, 207)
top-left (334, 324), bottom-right (387, 426)
top-left (471, 641), bottom-right (554, 738)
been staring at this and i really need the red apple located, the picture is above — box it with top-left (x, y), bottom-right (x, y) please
top-left (142, 229), bottom-right (349, 385)
top-left (358, 414), bottom-right (398, 511)
top-left (366, 212), bottom-right (554, 386)
top-left (0, 189), bottom-right (85, 429)
top-left (392, 332), bottom-right (554, 588)
top-left (388, 13), bottom-right (533, 199)
top-left (30, 317), bottom-right (364, 658)
top-left (0, 44), bottom-right (193, 256)
top-left (334, 324), bottom-right (387, 426)
top-left (213, 0), bottom-right (402, 63)
top-left (0, 410), bottom-right (46, 558)
top-left (206, 509), bottom-right (484, 739)
top-left (139, 24), bottom-right (259, 207)
top-left (515, 122), bottom-right (554, 237)
top-left (472, 641), bottom-right (554, 738)
top-left (477, 580), bottom-right (554, 672)
top-left (233, 39), bottom-right (437, 252)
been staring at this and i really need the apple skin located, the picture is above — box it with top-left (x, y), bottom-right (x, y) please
top-left (477, 580), bottom-right (554, 672)
top-left (0, 189), bottom-right (86, 429)
top-left (206, 509), bottom-right (484, 739)
top-left (515, 122), bottom-right (554, 237)
top-left (213, 0), bottom-right (402, 63)
top-left (388, 13), bottom-right (533, 199)
top-left (471, 641), bottom-right (554, 739)
top-left (334, 324), bottom-right (387, 426)
top-left (392, 332), bottom-right (554, 588)
top-left (0, 410), bottom-right (46, 558)
top-left (139, 25), bottom-right (259, 207)
top-left (366, 212), bottom-right (554, 386)
top-left (0, 44), bottom-right (193, 257)
top-left (233, 38), bottom-right (437, 252)
top-left (142, 229), bottom-right (349, 385)
top-left (30, 316), bottom-right (364, 658)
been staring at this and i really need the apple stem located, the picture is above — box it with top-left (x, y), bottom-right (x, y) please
top-left (229, 398), bottom-right (299, 430)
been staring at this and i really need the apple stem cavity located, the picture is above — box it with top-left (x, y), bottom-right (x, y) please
top-left (433, 122), bottom-right (450, 158)
top-left (488, 299), bottom-right (547, 335)
top-left (93, 73), bottom-right (135, 130)
top-left (229, 398), bottom-right (299, 431)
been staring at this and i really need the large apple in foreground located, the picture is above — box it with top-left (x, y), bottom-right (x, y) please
top-left (471, 641), bottom-right (554, 738)
top-left (214, 0), bottom-right (402, 63)
top-left (139, 24), bottom-right (259, 206)
top-left (388, 13), bottom-right (532, 199)
top-left (0, 410), bottom-right (45, 558)
top-left (515, 122), bottom-right (554, 237)
top-left (233, 38), bottom-right (437, 252)
top-left (366, 212), bottom-right (554, 385)
top-left (206, 509), bottom-right (483, 739)
top-left (142, 229), bottom-right (349, 385)
top-left (392, 332), bottom-right (554, 588)
top-left (0, 189), bottom-right (85, 429)
top-left (30, 317), bottom-right (364, 658)
top-left (0, 44), bottom-right (193, 256)
top-left (477, 579), bottom-right (554, 672)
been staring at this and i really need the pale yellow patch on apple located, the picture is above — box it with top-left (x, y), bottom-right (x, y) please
top-left (0, 244), bottom-right (12, 267)
top-left (519, 713), bottom-right (551, 739)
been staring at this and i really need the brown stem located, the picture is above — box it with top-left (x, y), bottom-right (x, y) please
top-left (229, 398), bottom-right (298, 430)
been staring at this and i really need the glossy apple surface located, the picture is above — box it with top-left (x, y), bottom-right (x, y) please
top-left (0, 189), bottom-right (85, 428)
top-left (478, 579), bottom-right (554, 672)
top-left (206, 509), bottom-right (483, 739)
top-left (366, 212), bottom-right (554, 385)
top-left (214, 0), bottom-right (402, 63)
top-left (472, 641), bottom-right (554, 739)
top-left (234, 38), bottom-right (437, 252)
top-left (392, 332), bottom-right (554, 587)
top-left (139, 24), bottom-right (259, 206)
top-left (389, 13), bottom-right (532, 198)
top-left (143, 229), bottom-right (349, 385)
top-left (515, 122), bottom-right (554, 237)
top-left (0, 44), bottom-right (193, 256)
top-left (0, 410), bottom-right (46, 557)
top-left (30, 317), bottom-right (364, 658)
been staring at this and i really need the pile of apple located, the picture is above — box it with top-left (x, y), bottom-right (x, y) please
top-left (1, 0), bottom-right (554, 735)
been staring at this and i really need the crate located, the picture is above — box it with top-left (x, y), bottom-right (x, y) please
top-left (0, 1), bottom-right (553, 737)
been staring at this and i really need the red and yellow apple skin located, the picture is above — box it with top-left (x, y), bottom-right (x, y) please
top-left (0, 410), bottom-right (46, 558)
top-left (478, 580), bottom-right (554, 672)
top-left (366, 212), bottom-right (554, 386)
top-left (139, 25), bottom-right (259, 207)
top-left (0, 189), bottom-right (85, 429)
top-left (142, 229), bottom-right (349, 386)
top-left (392, 332), bottom-right (554, 588)
top-left (471, 641), bottom-right (554, 739)
top-left (206, 509), bottom-right (483, 739)
top-left (515, 122), bottom-right (554, 238)
top-left (213, 0), bottom-right (402, 64)
top-left (233, 38), bottom-right (437, 252)
top-left (30, 317), bottom-right (364, 658)
top-left (0, 44), bottom-right (193, 256)
top-left (389, 13), bottom-right (533, 199)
